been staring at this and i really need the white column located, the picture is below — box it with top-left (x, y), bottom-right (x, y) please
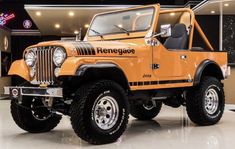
top-left (219, 1), bottom-right (223, 51)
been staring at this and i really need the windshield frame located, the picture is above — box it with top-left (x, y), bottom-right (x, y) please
top-left (87, 6), bottom-right (156, 37)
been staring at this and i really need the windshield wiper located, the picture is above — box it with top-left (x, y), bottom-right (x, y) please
top-left (89, 28), bottom-right (103, 38)
top-left (113, 25), bottom-right (130, 35)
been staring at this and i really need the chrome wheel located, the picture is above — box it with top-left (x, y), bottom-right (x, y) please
top-left (204, 87), bottom-right (219, 115)
top-left (92, 94), bottom-right (119, 130)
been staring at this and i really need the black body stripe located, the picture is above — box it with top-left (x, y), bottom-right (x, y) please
top-left (76, 43), bottom-right (82, 55)
top-left (79, 42), bottom-right (85, 55)
top-left (91, 43), bottom-right (95, 55)
top-left (76, 43), bottom-right (81, 55)
top-left (79, 43), bottom-right (84, 55)
top-left (75, 42), bottom-right (96, 55)
top-left (87, 42), bottom-right (96, 55)
top-left (129, 79), bottom-right (192, 86)
top-left (85, 42), bottom-right (89, 55)
top-left (86, 42), bottom-right (91, 55)
top-left (80, 42), bottom-right (85, 55)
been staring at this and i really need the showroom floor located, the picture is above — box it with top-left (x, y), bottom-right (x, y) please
top-left (1, 100), bottom-right (235, 149)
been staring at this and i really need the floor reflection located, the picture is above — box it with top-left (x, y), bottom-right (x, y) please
top-left (0, 100), bottom-right (231, 149)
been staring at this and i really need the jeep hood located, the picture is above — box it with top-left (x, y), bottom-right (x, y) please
top-left (32, 40), bottom-right (140, 57)
top-left (73, 41), bottom-right (136, 57)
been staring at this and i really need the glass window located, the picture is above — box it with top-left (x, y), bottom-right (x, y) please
top-left (88, 7), bottom-right (155, 36)
top-left (157, 12), bottom-right (191, 34)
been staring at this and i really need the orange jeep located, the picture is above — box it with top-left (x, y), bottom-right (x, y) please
top-left (4, 4), bottom-right (230, 144)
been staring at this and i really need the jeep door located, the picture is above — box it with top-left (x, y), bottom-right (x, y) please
top-left (151, 10), bottom-right (193, 81)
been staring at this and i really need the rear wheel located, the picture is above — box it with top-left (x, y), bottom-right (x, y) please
top-left (11, 96), bottom-right (62, 133)
top-left (130, 101), bottom-right (162, 120)
top-left (70, 80), bottom-right (129, 144)
top-left (186, 77), bottom-right (225, 126)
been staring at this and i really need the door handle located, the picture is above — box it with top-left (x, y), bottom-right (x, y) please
top-left (180, 55), bottom-right (187, 60)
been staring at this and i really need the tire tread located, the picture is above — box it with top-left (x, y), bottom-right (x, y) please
top-left (70, 80), bottom-right (129, 144)
top-left (186, 77), bottom-right (225, 126)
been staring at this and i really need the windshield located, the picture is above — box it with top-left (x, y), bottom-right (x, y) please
top-left (88, 7), bottom-right (155, 36)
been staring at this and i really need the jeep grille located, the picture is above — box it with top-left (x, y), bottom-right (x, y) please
top-left (35, 46), bottom-right (55, 84)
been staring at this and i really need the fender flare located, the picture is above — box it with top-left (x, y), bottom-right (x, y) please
top-left (76, 63), bottom-right (130, 90)
top-left (194, 60), bottom-right (224, 86)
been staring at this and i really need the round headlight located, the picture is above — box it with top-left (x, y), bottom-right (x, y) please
top-left (53, 47), bottom-right (66, 67)
top-left (24, 50), bottom-right (36, 67)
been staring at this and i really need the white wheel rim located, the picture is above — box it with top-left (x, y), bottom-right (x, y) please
top-left (92, 94), bottom-right (119, 130)
top-left (204, 87), bottom-right (219, 115)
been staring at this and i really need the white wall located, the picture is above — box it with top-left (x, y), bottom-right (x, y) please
top-left (224, 67), bottom-right (235, 104)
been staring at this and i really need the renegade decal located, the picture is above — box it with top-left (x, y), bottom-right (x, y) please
top-left (96, 47), bottom-right (135, 55)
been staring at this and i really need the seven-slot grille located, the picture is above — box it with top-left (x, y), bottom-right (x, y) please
top-left (35, 46), bottom-right (55, 84)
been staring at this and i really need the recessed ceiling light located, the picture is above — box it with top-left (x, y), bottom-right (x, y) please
top-left (68, 11), bottom-right (74, 17)
top-left (84, 24), bottom-right (90, 28)
top-left (136, 12), bottom-right (141, 16)
top-left (118, 24), bottom-right (123, 28)
top-left (224, 3), bottom-right (229, 7)
top-left (211, 11), bottom-right (215, 14)
top-left (36, 11), bottom-right (41, 16)
top-left (74, 30), bottom-right (79, 34)
top-left (54, 24), bottom-right (60, 29)
top-left (170, 12), bottom-right (175, 16)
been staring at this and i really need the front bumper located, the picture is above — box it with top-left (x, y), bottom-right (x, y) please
top-left (4, 86), bottom-right (63, 98)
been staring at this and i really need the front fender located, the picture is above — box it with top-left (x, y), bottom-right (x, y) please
top-left (59, 57), bottom-right (85, 76)
top-left (8, 59), bottom-right (30, 81)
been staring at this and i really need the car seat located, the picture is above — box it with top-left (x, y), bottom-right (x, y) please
top-left (164, 23), bottom-right (188, 50)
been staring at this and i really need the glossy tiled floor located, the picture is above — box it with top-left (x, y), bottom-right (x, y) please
top-left (1, 99), bottom-right (235, 149)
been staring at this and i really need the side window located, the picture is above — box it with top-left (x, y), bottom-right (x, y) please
top-left (156, 11), bottom-right (191, 50)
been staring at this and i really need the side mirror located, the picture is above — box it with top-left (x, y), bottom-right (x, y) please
top-left (147, 24), bottom-right (172, 39)
top-left (160, 24), bottom-right (171, 37)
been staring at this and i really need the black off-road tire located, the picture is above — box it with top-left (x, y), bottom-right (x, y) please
top-left (186, 77), bottom-right (225, 126)
top-left (11, 96), bottom-right (62, 133)
top-left (130, 101), bottom-right (162, 120)
top-left (70, 80), bottom-right (129, 145)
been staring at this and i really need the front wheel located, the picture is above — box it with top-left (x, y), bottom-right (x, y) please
top-left (11, 96), bottom-right (62, 133)
top-left (70, 80), bottom-right (129, 144)
top-left (186, 77), bottom-right (225, 126)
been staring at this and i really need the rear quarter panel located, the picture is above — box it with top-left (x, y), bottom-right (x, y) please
top-left (180, 51), bottom-right (228, 83)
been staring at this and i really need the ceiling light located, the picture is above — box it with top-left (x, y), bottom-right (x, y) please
top-left (84, 24), bottom-right (90, 28)
top-left (136, 12), bottom-right (141, 16)
top-left (55, 24), bottom-right (60, 29)
top-left (68, 11), bottom-right (74, 17)
top-left (74, 30), bottom-right (79, 34)
top-left (224, 3), bottom-right (229, 7)
top-left (170, 12), bottom-right (175, 16)
top-left (36, 11), bottom-right (41, 16)
top-left (118, 24), bottom-right (123, 28)
top-left (211, 11), bottom-right (215, 14)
